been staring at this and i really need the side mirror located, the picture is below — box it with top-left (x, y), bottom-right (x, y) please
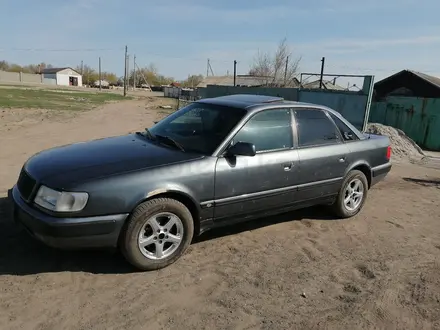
top-left (343, 131), bottom-right (353, 140)
top-left (227, 142), bottom-right (256, 157)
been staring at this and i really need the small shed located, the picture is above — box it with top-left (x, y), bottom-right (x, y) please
top-left (42, 67), bottom-right (83, 87)
top-left (374, 70), bottom-right (440, 100)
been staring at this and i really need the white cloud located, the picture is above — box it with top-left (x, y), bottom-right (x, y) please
top-left (2, 0), bottom-right (438, 81)
top-left (134, 0), bottom-right (419, 25)
top-left (143, 4), bottom-right (298, 23)
top-left (297, 35), bottom-right (440, 54)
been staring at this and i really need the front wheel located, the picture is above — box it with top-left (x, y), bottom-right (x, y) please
top-left (331, 170), bottom-right (368, 218)
top-left (120, 198), bottom-right (194, 271)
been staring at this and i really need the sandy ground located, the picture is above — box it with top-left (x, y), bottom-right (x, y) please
top-left (0, 99), bottom-right (439, 330)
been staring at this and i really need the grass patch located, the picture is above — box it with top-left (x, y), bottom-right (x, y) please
top-left (0, 87), bottom-right (130, 110)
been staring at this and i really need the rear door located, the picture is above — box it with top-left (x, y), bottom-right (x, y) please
top-left (293, 108), bottom-right (350, 202)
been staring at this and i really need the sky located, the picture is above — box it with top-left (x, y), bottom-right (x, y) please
top-left (1, 0), bottom-right (439, 86)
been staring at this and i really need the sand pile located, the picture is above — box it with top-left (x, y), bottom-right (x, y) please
top-left (366, 123), bottom-right (425, 162)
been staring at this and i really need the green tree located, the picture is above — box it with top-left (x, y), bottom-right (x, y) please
top-left (181, 74), bottom-right (204, 88)
top-left (0, 61), bottom-right (54, 73)
top-left (0, 60), bottom-right (10, 71)
top-left (128, 63), bottom-right (174, 87)
top-left (8, 64), bottom-right (23, 73)
top-left (101, 72), bottom-right (118, 84)
top-left (76, 64), bottom-right (98, 85)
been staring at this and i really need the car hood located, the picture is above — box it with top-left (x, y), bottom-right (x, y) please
top-left (24, 134), bottom-right (203, 188)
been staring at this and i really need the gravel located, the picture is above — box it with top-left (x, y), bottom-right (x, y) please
top-left (366, 123), bottom-right (425, 162)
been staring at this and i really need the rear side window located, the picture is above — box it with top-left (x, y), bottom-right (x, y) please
top-left (329, 113), bottom-right (359, 141)
top-left (233, 108), bottom-right (293, 152)
top-left (294, 109), bottom-right (340, 147)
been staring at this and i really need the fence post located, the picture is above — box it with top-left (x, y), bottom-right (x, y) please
top-left (362, 75), bottom-right (375, 132)
top-left (19, 72), bottom-right (23, 83)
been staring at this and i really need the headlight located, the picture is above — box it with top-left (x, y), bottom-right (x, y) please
top-left (34, 185), bottom-right (89, 212)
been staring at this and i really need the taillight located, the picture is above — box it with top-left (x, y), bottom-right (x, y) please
top-left (386, 146), bottom-right (391, 160)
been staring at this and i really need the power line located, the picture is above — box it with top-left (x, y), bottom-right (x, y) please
top-left (0, 47), bottom-right (123, 52)
top-left (6, 46), bottom-right (440, 76)
top-left (0, 47), bottom-right (239, 63)
top-left (135, 53), bottom-right (235, 63)
top-left (328, 65), bottom-right (440, 73)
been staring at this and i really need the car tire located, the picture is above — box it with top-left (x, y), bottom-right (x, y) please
top-left (120, 198), bottom-right (194, 271)
top-left (331, 170), bottom-right (369, 218)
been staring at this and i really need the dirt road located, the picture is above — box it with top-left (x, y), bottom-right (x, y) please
top-left (1, 99), bottom-right (439, 330)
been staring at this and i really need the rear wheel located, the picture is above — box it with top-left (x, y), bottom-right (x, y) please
top-left (332, 170), bottom-right (368, 218)
top-left (120, 198), bottom-right (194, 271)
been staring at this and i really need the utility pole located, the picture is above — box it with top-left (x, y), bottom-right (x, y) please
top-left (135, 62), bottom-right (151, 89)
top-left (133, 55), bottom-right (136, 90)
top-left (80, 60), bottom-right (83, 75)
top-left (123, 45), bottom-right (128, 97)
top-left (284, 56), bottom-right (289, 87)
top-left (126, 55), bottom-right (130, 90)
top-left (98, 57), bottom-right (102, 91)
top-left (207, 59), bottom-right (210, 77)
top-left (233, 60), bottom-right (237, 86)
top-left (319, 57), bottom-right (325, 89)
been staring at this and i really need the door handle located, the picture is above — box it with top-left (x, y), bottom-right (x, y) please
top-left (283, 162), bottom-right (293, 171)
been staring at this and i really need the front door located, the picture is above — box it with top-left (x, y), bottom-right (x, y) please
top-left (213, 108), bottom-right (300, 222)
top-left (293, 108), bottom-right (350, 201)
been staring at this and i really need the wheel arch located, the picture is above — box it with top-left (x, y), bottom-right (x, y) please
top-left (129, 190), bottom-right (201, 235)
top-left (346, 162), bottom-right (372, 188)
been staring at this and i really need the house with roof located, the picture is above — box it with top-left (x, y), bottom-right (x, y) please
top-left (374, 70), bottom-right (440, 100)
top-left (42, 67), bottom-right (83, 87)
top-left (369, 69), bottom-right (440, 151)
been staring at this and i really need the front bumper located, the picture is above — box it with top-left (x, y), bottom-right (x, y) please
top-left (9, 185), bottom-right (128, 249)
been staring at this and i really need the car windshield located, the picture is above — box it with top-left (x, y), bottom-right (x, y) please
top-left (148, 102), bottom-right (246, 155)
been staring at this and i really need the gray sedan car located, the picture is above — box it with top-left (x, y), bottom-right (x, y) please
top-left (10, 94), bottom-right (391, 270)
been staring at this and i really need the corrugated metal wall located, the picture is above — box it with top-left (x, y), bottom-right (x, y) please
top-left (199, 85), bottom-right (370, 131)
top-left (164, 86), bottom-right (182, 98)
top-left (369, 97), bottom-right (440, 151)
top-left (298, 90), bottom-right (368, 130)
top-left (200, 85), bottom-right (299, 101)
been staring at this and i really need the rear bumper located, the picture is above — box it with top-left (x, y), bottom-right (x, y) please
top-left (9, 185), bottom-right (128, 249)
top-left (371, 162), bottom-right (392, 187)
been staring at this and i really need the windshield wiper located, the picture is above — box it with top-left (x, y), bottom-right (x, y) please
top-left (144, 128), bottom-right (155, 140)
top-left (135, 128), bottom-right (155, 141)
top-left (155, 134), bottom-right (185, 152)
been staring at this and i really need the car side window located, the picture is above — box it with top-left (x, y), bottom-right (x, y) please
top-left (329, 112), bottom-right (359, 141)
top-left (294, 109), bottom-right (341, 147)
top-left (233, 108), bottom-right (293, 152)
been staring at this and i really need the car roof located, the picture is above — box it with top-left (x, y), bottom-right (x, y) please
top-left (196, 94), bottom-right (320, 112)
